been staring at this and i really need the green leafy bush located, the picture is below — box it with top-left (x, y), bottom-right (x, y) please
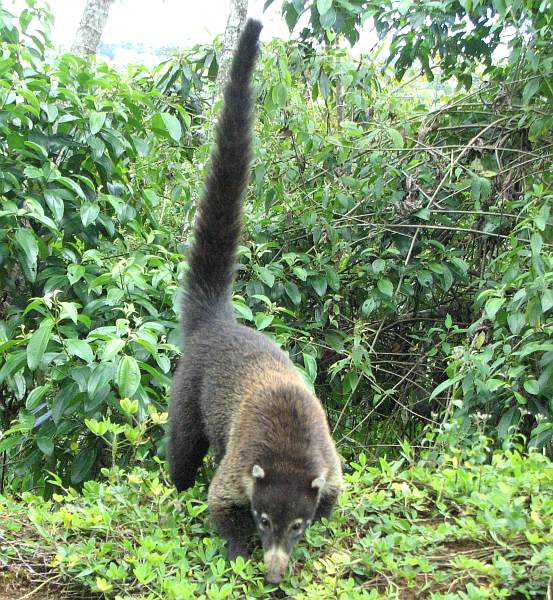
top-left (1, 0), bottom-right (553, 497)
top-left (0, 3), bottom-right (194, 491)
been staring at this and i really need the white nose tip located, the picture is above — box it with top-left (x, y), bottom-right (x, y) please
top-left (264, 546), bottom-right (289, 584)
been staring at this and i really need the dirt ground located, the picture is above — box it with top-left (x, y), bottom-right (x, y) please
top-left (0, 580), bottom-right (60, 600)
top-left (0, 572), bottom-right (93, 600)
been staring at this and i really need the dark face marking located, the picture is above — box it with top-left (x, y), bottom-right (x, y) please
top-left (250, 469), bottom-right (320, 583)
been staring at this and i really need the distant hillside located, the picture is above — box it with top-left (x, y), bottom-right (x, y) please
top-left (97, 41), bottom-right (177, 66)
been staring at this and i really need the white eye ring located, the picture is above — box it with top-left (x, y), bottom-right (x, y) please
top-left (260, 515), bottom-right (270, 529)
top-left (291, 520), bottom-right (302, 532)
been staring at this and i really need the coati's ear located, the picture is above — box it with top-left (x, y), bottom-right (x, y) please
top-left (311, 476), bottom-right (326, 490)
top-left (252, 464), bottom-right (265, 479)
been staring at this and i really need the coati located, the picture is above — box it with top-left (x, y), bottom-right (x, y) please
top-left (168, 19), bottom-right (342, 584)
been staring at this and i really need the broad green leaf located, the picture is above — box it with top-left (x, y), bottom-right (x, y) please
top-left (523, 379), bottom-right (539, 395)
top-left (361, 297), bottom-right (376, 315)
top-left (67, 264), bottom-right (85, 285)
top-left (27, 319), bottom-right (54, 370)
top-left (316, 0), bottom-right (333, 14)
top-left (37, 435), bottom-right (54, 456)
top-left (143, 189), bottom-right (159, 207)
top-left (319, 7), bottom-right (336, 28)
top-left (440, 264), bottom-right (453, 292)
top-left (44, 103), bottom-right (58, 122)
top-left (398, 0), bottom-right (413, 15)
top-left (303, 353), bottom-right (318, 383)
top-left (542, 289), bottom-right (553, 313)
top-left (59, 302), bottom-right (79, 324)
top-left (89, 111), bottom-right (106, 134)
top-left (15, 229), bottom-right (39, 276)
top-left (0, 435), bottom-right (24, 453)
top-left (507, 312), bottom-right (525, 335)
top-left (66, 339), bottom-right (94, 363)
top-left (417, 270), bottom-right (433, 287)
top-left (285, 281), bottom-right (301, 304)
top-left (23, 166), bottom-right (44, 179)
top-left (530, 232), bottom-right (542, 256)
top-left (87, 363), bottom-right (114, 399)
top-left (497, 407), bottom-right (520, 439)
top-left (319, 71), bottom-right (331, 98)
top-left (257, 266), bottom-right (275, 288)
top-left (272, 83), bottom-right (288, 107)
top-left (232, 300), bottom-right (253, 321)
top-left (102, 338), bottom-right (126, 361)
top-left (117, 355), bottom-right (141, 398)
top-left (24, 141), bottom-right (48, 158)
top-left (81, 202), bottom-right (100, 227)
top-left (430, 374), bottom-right (462, 401)
top-left (57, 176), bottom-right (86, 200)
top-left (518, 342), bottom-right (553, 358)
top-left (485, 297), bottom-right (504, 320)
top-left (377, 278), bottom-right (393, 297)
top-left (522, 78), bottom-right (539, 105)
top-left (160, 113), bottom-right (182, 142)
top-left (326, 266), bottom-right (340, 291)
top-left (0, 352), bottom-right (27, 384)
top-left (535, 203), bottom-right (550, 231)
top-left (415, 207), bottom-right (431, 220)
top-left (293, 267), bottom-right (308, 281)
top-left (311, 276), bottom-right (328, 296)
top-left (70, 446), bottom-right (97, 483)
top-left (44, 190), bottom-right (64, 222)
top-left (372, 259), bottom-right (385, 274)
top-left (27, 211), bottom-right (58, 233)
top-left (151, 112), bottom-right (182, 142)
top-left (255, 313), bottom-right (274, 330)
top-left (26, 384), bottom-right (50, 410)
top-left (85, 418), bottom-right (109, 436)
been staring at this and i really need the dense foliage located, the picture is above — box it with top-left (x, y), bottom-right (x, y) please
top-left (0, 1), bottom-right (552, 598)
top-left (0, 3), bottom-right (213, 492)
top-left (0, 0), bottom-right (552, 496)
top-left (1, 441), bottom-right (551, 598)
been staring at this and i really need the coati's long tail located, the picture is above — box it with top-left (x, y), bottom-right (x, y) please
top-left (182, 19), bottom-right (262, 334)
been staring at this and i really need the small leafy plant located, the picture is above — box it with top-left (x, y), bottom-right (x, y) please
top-left (1, 441), bottom-right (551, 599)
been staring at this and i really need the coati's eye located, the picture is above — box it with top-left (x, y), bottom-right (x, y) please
top-left (290, 520), bottom-right (303, 532)
top-left (260, 515), bottom-right (270, 529)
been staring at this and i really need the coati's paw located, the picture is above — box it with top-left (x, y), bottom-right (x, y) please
top-left (227, 540), bottom-right (250, 561)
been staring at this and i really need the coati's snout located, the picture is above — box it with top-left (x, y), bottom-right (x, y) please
top-left (263, 546), bottom-right (290, 584)
top-left (250, 464), bottom-right (325, 583)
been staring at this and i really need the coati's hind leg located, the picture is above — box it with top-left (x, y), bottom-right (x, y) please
top-left (208, 464), bottom-right (254, 559)
top-left (168, 390), bottom-right (209, 492)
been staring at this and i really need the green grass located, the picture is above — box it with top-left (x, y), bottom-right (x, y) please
top-left (1, 446), bottom-right (552, 599)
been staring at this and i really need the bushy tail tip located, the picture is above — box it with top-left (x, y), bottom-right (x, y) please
top-left (229, 19), bottom-right (263, 84)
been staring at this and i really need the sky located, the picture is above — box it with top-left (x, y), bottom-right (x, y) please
top-left (46, 0), bottom-right (291, 49)
top-left (9, 0), bottom-right (378, 64)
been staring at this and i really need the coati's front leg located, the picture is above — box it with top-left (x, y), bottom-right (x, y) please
top-left (211, 502), bottom-right (253, 559)
top-left (208, 464), bottom-right (254, 559)
top-left (315, 487), bottom-right (340, 522)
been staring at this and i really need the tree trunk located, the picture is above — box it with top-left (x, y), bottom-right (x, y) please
top-left (71, 0), bottom-right (116, 58)
top-left (216, 0), bottom-right (249, 89)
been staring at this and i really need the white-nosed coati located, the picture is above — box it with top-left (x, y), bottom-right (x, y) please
top-left (168, 19), bottom-right (342, 584)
